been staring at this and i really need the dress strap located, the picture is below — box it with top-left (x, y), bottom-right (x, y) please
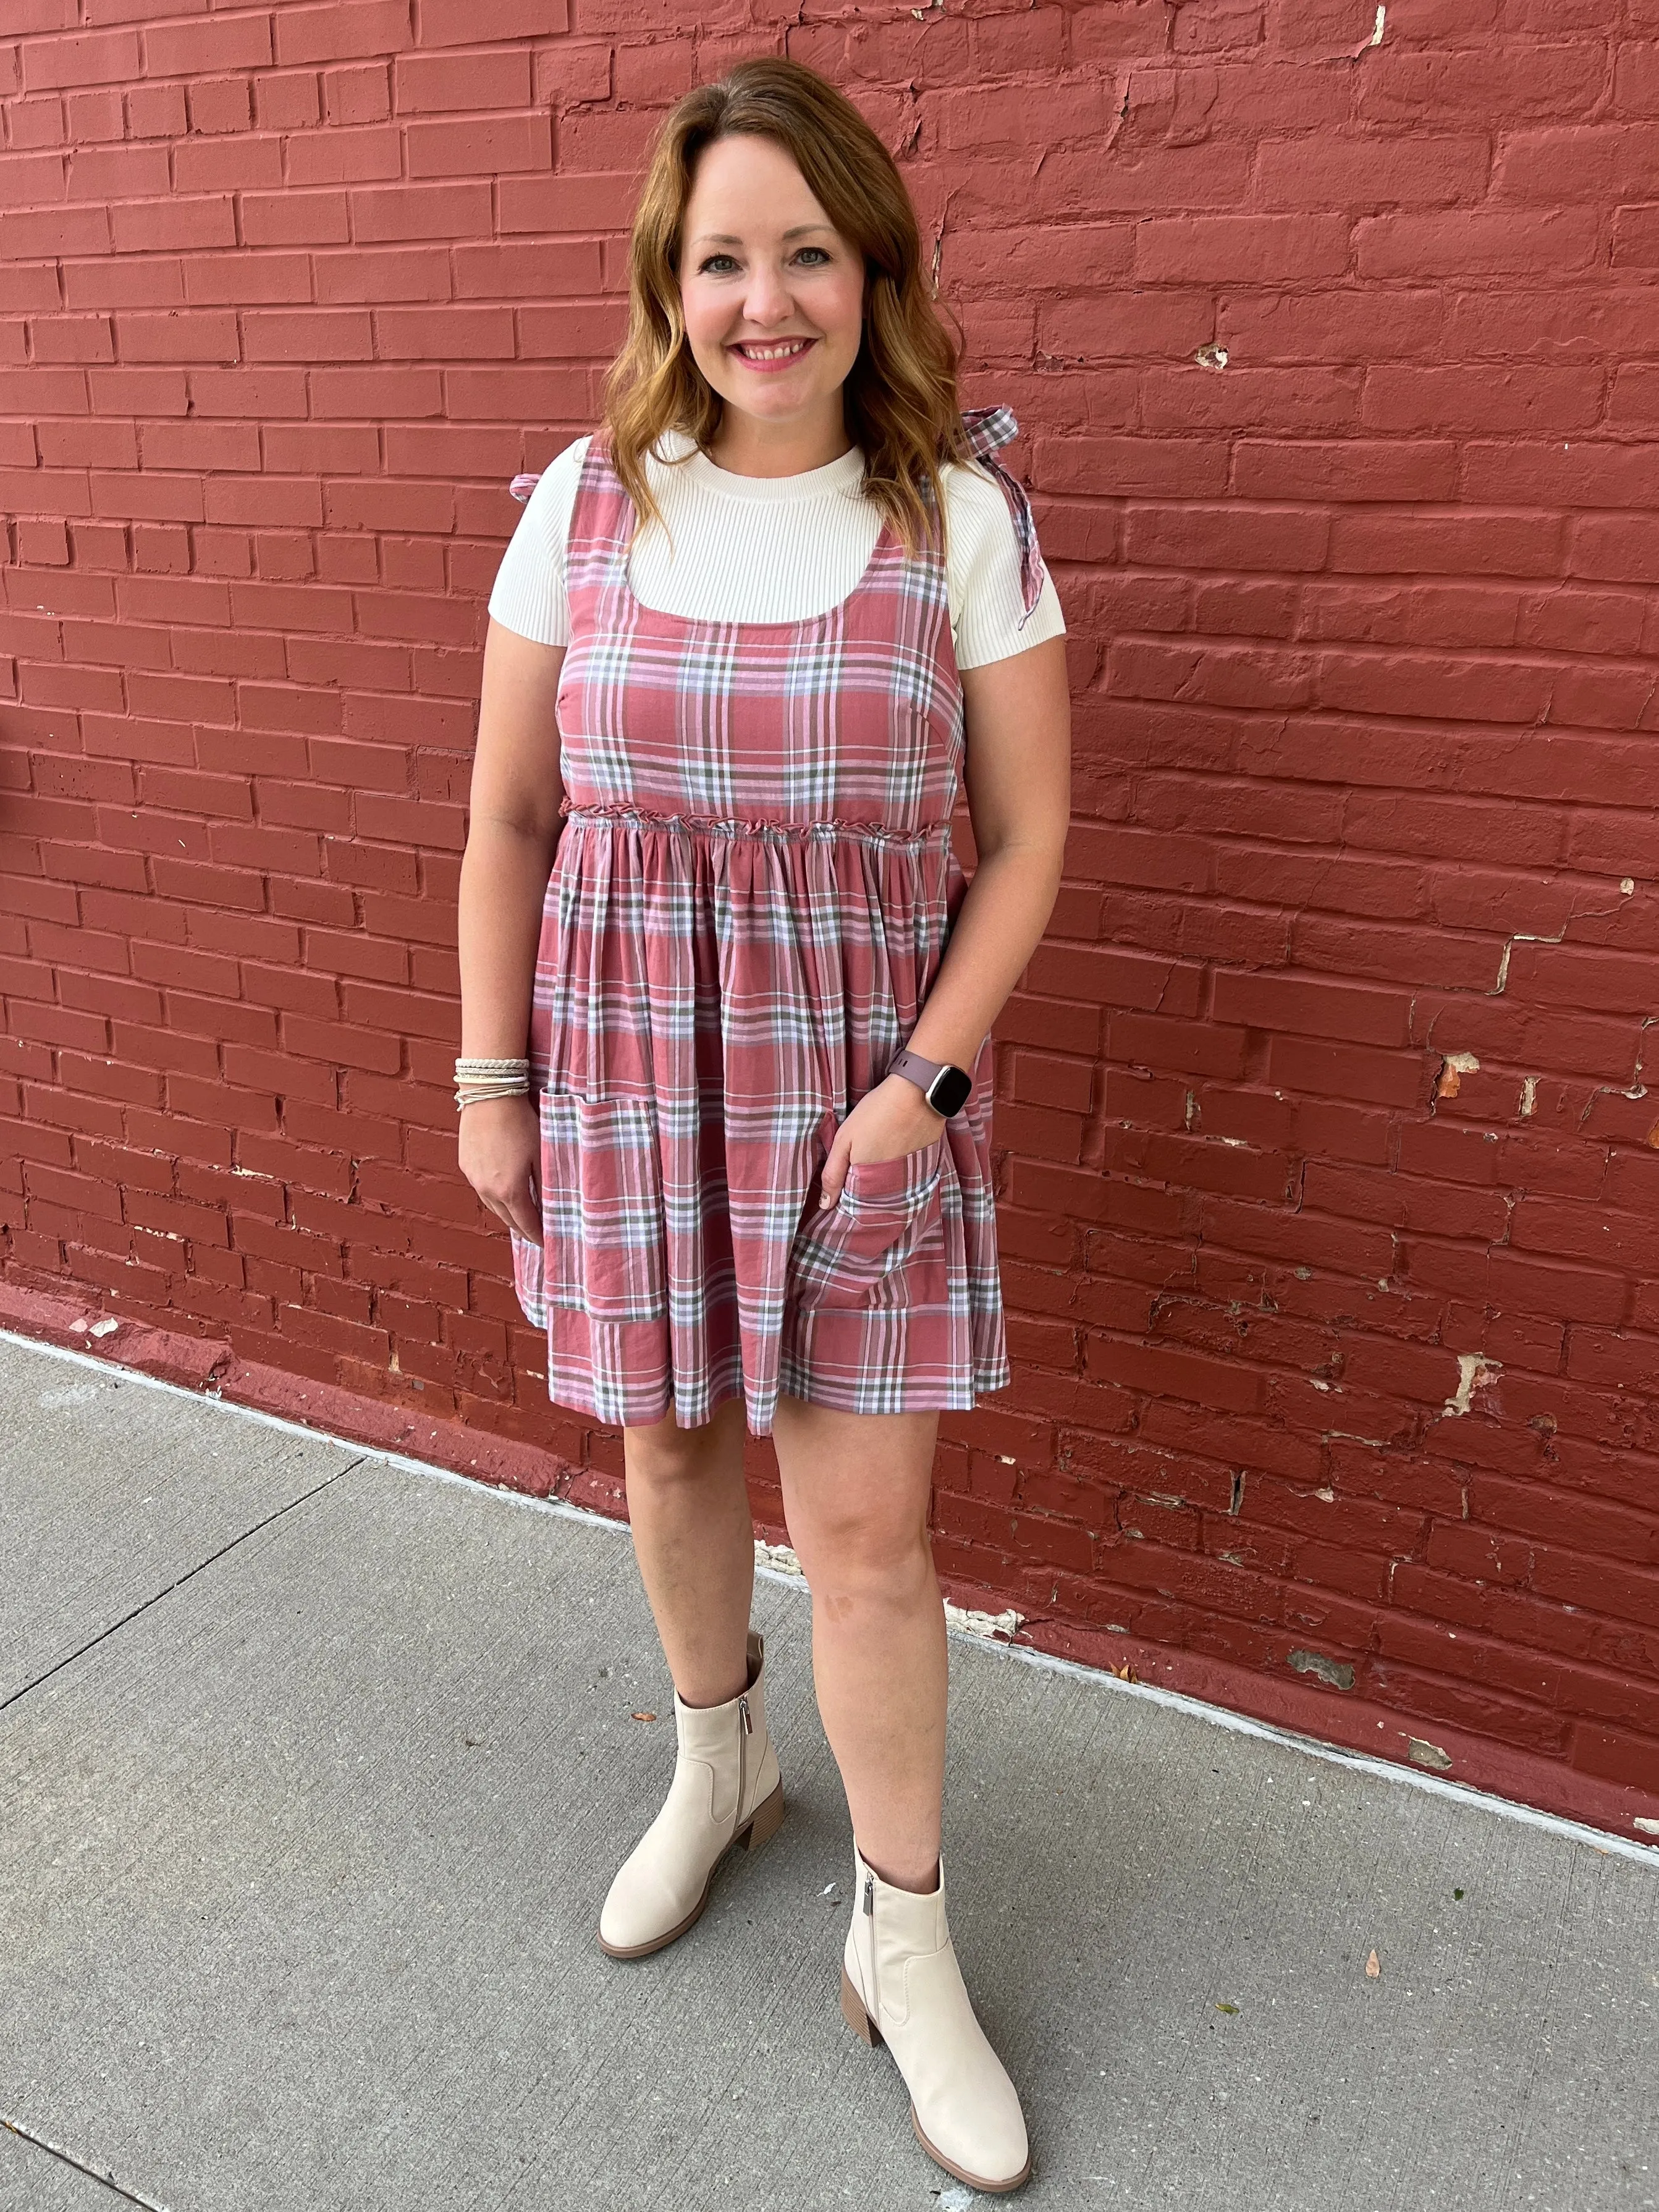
top-left (505, 437), bottom-right (631, 598)
top-left (956, 404), bottom-right (1046, 629)
top-left (507, 429), bottom-right (631, 507)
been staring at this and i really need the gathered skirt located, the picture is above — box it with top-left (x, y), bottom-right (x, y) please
top-left (509, 806), bottom-right (1011, 1437)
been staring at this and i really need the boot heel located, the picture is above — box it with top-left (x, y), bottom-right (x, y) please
top-left (741, 1779), bottom-right (785, 1852)
top-left (840, 1962), bottom-right (882, 2047)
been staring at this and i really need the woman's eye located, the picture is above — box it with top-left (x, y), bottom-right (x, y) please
top-left (694, 248), bottom-right (832, 276)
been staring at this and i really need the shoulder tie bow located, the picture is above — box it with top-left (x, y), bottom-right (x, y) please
top-left (955, 404), bottom-right (1047, 630)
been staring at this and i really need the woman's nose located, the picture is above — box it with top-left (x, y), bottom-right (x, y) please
top-left (739, 263), bottom-right (795, 326)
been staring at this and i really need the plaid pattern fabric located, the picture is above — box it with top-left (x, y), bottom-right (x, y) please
top-left (955, 404), bottom-right (1047, 627)
top-left (509, 408), bottom-right (1042, 1435)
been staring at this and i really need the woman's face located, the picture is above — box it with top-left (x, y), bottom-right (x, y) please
top-left (678, 133), bottom-right (866, 436)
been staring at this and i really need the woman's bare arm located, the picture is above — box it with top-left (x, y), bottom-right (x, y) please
top-left (819, 631), bottom-right (1070, 1193)
top-left (903, 632), bottom-right (1072, 1071)
top-left (456, 619), bottom-right (567, 1238)
top-left (458, 620), bottom-right (568, 1062)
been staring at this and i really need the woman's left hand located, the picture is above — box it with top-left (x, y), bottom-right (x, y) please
top-left (819, 1073), bottom-right (946, 1209)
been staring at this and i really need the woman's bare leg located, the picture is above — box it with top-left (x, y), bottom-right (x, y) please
top-left (770, 1391), bottom-right (945, 1893)
top-left (621, 1391), bottom-right (755, 1708)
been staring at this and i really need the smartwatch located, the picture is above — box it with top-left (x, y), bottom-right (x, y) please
top-left (890, 1046), bottom-right (973, 1118)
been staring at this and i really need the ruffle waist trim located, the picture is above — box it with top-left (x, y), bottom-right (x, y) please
top-left (559, 799), bottom-right (951, 848)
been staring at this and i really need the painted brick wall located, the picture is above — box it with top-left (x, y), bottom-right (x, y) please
top-left (2, 0), bottom-right (1657, 1838)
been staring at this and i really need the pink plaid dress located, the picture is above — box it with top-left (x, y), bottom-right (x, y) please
top-left (506, 405), bottom-right (1047, 1437)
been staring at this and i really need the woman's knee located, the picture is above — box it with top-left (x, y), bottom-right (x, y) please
top-left (623, 1396), bottom-right (745, 1493)
top-left (802, 1515), bottom-right (937, 1615)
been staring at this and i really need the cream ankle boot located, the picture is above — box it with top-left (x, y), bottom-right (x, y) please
top-left (840, 1837), bottom-right (1031, 2193)
top-left (597, 1627), bottom-right (784, 1959)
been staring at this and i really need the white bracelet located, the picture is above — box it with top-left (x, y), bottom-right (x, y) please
top-left (455, 1055), bottom-right (532, 1112)
top-left (455, 1083), bottom-right (531, 1110)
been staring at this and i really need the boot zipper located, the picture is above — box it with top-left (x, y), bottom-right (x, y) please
top-left (863, 1870), bottom-right (876, 2021)
top-left (737, 1692), bottom-right (751, 1828)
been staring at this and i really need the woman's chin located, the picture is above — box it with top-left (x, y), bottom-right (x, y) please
top-left (708, 379), bottom-right (833, 425)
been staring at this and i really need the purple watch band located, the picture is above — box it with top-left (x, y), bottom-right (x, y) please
top-left (891, 1047), bottom-right (972, 1117)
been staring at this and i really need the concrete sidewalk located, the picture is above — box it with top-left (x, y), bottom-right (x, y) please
top-left (1, 1328), bottom-right (1654, 2212)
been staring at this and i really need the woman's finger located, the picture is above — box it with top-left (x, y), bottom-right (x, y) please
top-left (500, 1188), bottom-right (539, 1238)
top-left (468, 1150), bottom-right (542, 1238)
top-left (818, 1143), bottom-right (846, 1207)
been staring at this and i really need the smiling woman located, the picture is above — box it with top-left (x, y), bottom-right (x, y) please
top-left (458, 54), bottom-right (1070, 2197)
top-left (599, 60), bottom-right (1005, 555)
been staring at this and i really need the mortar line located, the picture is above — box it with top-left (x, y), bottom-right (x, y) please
top-left (1, 2113), bottom-right (173, 2211)
top-left (9, 1327), bottom-right (1658, 1870)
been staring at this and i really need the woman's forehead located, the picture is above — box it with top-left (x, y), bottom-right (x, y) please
top-left (684, 136), bottom-right (829, 226)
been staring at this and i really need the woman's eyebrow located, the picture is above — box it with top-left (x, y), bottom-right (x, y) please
top-left (690, 223), bottom-right (836, 248)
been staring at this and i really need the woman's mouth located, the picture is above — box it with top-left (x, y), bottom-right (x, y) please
top-left (728, 337), bottom-right (817, 373)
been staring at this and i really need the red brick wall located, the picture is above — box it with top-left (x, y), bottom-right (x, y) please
top-left (3, 1), bottom-right (1657, 1838)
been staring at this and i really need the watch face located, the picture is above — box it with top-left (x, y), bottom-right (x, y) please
top-left (927, 1065), bottom-right (973, 1116)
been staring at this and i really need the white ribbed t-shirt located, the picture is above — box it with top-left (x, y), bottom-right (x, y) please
top-left (487, 428), bottom-right (1066, 671)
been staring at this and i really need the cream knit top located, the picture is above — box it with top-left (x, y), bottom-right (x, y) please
top-left (488, 428), bottom-right (1066, 670)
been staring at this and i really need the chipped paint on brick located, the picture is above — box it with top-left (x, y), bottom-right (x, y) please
top-left (1288, 1648), bottom-right (1356, 1691)
top-left (1406, 1736), bottom-right (1454, 1771)
top-left (1435, 1051), bottom-right (1480, 1100)
top-left (1443, 1354), bottom-right (1501, 1418)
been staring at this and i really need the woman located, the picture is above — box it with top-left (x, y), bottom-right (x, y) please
top-left (457, 56), bottom-right (1070, 2197)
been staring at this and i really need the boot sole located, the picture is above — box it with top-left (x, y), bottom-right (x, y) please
top-left (597, 1779), bottom-right (785, 1960)
top-left (839, 1964), bottom-right (1033, 2194)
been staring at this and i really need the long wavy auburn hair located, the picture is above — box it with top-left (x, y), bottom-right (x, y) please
top-left (602, 56), bottom-right (974, 562)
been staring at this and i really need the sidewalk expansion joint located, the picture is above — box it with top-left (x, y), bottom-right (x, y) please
top-left (0, 1458), bottom-right (366, 1721)
top-left (1, 2111), bottom-right (173, 2210)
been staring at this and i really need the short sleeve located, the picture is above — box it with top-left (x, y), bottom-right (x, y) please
top-left (486, 436), bottom-right (591, 648)
top-left (941, 459), bottom-right (1066, 672)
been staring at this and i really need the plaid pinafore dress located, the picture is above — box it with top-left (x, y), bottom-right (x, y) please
top-left (506, 405), bottom-right (1049, 1437)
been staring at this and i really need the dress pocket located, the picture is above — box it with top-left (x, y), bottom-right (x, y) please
top-left (788, 1134), bottom-right (945, 1310)
top-left (539, 1092), bottom-right (669, 1321)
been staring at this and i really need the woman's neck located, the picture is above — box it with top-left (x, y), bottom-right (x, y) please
top-left (704, 399), bottom-right (853, 480)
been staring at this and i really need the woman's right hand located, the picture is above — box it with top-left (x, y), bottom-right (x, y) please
top-left (458, 1094), bottom-right (542, 1240)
